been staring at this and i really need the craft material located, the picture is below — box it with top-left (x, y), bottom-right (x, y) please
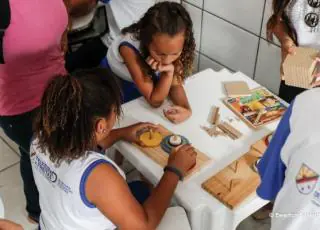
top-left (217, 122), bottom-right (243, 140)
top-left (224, 81), bottom-right (251, 97)
top-left (139, 130), bottom-right (163, 147)
top-left (282, 47), bottom-right (319, 89)
top-left (202, 133), bottom-right (273, 209)
top-left (211, 106), bottom-right (220, 125)
top-left (223, 87), bottom-right (287, 129)
top-left (134, 125), bottom-right (211, 179)
top-left (169, 135), bottom-right (183, 146)
top-left (161, 135), bottom-right (190, 154)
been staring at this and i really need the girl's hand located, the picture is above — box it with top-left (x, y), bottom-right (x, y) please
top-left (281, 37), bottom-right (296, 62)
top-left (280, 36), bottom-right (296, 78)
top-left (167, 144), bottom-right (197, 175)
top-left (163, 106), bottom-right (192, 124)
top-left (146, 57), bottom-right (174, 77)
top-left (122, 122), bottom-right (158, 144)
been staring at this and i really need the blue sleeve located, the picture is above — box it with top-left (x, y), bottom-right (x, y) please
top-left (256, 101), bottom-right (294, 201)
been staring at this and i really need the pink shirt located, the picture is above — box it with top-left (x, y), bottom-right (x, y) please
top-left (0, 0), bottom-right (68, 116)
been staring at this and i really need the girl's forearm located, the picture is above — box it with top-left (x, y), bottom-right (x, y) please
top-left (148, 74), bottom-right (173, 107)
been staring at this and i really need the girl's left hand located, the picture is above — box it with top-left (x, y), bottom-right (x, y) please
top-left (164, 106), bottom-right (192, 124)
top-left (122, 122), bottom-right (158, 144)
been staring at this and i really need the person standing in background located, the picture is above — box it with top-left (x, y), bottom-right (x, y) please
top-left (0, 0), bottom-right (69, 223)
top-left (66, 0), bottom-right (156, 72)
top-left (267, 0), bottom-right (320, 103)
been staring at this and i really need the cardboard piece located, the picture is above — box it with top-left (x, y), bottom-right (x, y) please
top-left (283, 47), bottom-right (319, 89)
top-left (134, 125), bottom-right (212, 180)
top-left (224, 81), bottom-right (251, 97)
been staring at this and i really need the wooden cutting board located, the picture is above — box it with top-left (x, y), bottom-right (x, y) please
top-left (134, 125), bottom-right (212, 180)
top-left (202, 133), bottom-right (272, 209)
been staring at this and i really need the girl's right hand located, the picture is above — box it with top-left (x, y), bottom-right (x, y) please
top-left (167, 144), bottom-right (197, 175)
top-left (146, 56), bottom-right (174, 77)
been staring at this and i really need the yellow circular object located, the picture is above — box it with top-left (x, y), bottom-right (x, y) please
top-left (139, 131), bottom-right (163, 147)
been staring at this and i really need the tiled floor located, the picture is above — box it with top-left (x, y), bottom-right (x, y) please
top-left (0, 132), bottom-right (270, 230)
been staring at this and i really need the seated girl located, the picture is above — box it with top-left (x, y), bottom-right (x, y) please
top-left (30, 68), bottom-right (197, 230)
top-left (107, 2), bottom-right (196, 124)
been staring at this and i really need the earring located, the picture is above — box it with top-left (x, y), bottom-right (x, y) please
top-left (102, 129), bottom-right (107, 133)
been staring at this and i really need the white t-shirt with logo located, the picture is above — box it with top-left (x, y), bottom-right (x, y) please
top-left (30, 140), bottom-right (125, 230)
top-left (286, 0), bottom-right (320, 49)
top-left (257, 88), bottom-right (320, 230)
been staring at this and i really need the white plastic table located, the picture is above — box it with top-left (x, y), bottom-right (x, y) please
top-left (115, 68), bottom-right (284, 230)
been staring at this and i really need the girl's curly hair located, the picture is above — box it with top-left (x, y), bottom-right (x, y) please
top-left (122, 1), bottom-right (196, 80)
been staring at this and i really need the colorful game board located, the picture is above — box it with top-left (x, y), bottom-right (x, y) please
top-left (223, 87), bottom-right (287, 129)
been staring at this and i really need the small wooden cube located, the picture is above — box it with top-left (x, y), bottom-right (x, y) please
top-left (283, 47), bottom-right (319, 89)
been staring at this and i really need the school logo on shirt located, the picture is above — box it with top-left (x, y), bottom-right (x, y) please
top-left (296, 164), bottom-right (319, 195)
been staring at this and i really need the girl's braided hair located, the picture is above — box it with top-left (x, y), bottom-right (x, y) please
top-left (33, 68), bottom-right (122, 165)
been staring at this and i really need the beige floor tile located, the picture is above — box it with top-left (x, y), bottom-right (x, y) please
top-left (0, 129), bottom-right (20, 155)
top-left (0, 165), bottom-right (38, 230)
top-left (0, 137), bottom-right (20, 171)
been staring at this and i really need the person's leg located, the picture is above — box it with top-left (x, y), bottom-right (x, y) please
top-left (128, 181), bottom-right (151, 205)
top-left (65, 37), bottom-right (108, 72)
top-left (278, 80), bottom-right (306, 103)
top-left (0, 109), bottom-right (40, 221)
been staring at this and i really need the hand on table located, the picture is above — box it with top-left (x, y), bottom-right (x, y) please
top-left (167, 144), bottom-right (197, 175)
top-left (146, 56), bottom-right (175, 77)
top-left (122, 122), bottom-right (158, 145)
top-left (164, 106), bottom-right (192, 124)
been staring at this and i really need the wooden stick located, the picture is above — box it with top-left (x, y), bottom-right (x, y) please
top-left (222, 122), bottom-right (243, 139)
top-left (212, 106), bottom-right (220, 125)
top-left (254, 110), bottom-right (264, 125)
top-left (149, 129), bottom-right (154, 140)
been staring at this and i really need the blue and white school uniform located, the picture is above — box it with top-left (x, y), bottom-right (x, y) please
top-left (257, 88), bottom-right (320, 230)
top-left (30, 139), bottom-right (125, 230)
top-left (107, 33), bottom-right (160, 103)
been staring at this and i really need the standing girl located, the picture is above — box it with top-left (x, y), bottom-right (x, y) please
top-left (107, 1), bottom-right (196, 124)
top-left (267, 0), bottom-right (320, 103)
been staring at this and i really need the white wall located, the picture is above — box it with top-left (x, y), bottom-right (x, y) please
top-left (183, 0), bottom-right (281, 94)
